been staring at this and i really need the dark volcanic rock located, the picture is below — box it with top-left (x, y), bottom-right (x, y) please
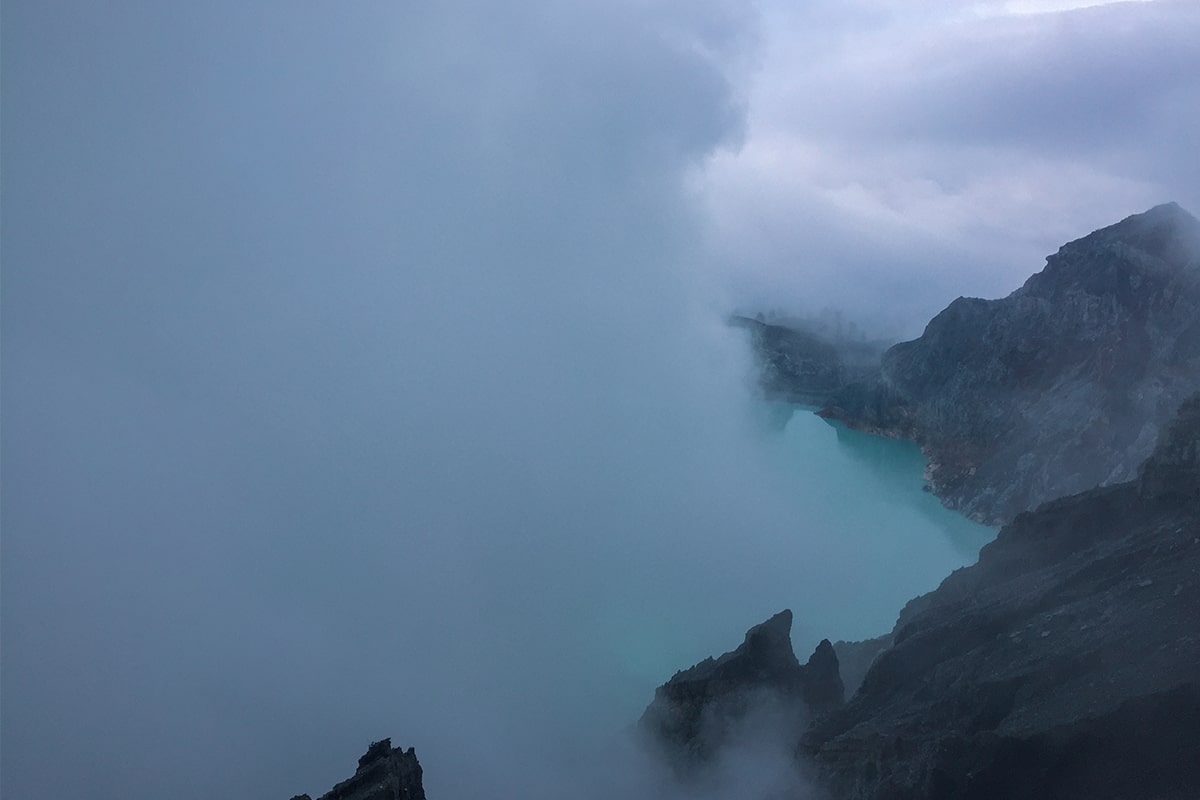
top-left (823, 203), bottom-right (1200, 524)
top-left (804, 395), bottom-right (1200, 799)
top-left (804, 638), bottom-right (847, 715)
top-left (292, 739), bottom-right (426, 800)
top-left (639, 609), bottom-right (844, 769)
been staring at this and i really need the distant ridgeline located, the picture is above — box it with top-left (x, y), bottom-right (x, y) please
top-left (729, 314), bottom-right (888, 406)
top-left (744, 203), bottom-right (1200, 525)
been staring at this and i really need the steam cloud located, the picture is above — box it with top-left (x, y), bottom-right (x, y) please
top-left (3, 2), bottom-right (813, 797)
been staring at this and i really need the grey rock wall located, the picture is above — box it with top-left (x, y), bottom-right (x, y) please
top-left (823, 203), bottom-right (1200, 524)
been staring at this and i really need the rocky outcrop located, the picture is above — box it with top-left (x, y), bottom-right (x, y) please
top-left (730, 316), bottom-right (852, 405)
top-left (803, 394), bottom-right (1200, 799)
top-left (823, 203), bottom-right (1200, 524)
top-left (638, 609), bottom-right (843, 769)
top-left (291, 739), bottom-right (426, 800)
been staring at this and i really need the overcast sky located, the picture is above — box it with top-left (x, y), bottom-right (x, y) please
top-left (4, 2), bottom-right (1199, 799)
top-left (701, 0), bottom-right (1200, 334)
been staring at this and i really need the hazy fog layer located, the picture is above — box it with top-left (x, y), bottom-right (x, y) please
top-left (2, 3), bottom-right (796, 797)
top-left (2, 2), bottom-right (1195, 799)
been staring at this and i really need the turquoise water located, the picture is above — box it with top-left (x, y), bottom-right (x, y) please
top-left (760, 403), bottom-right (995, 637)
top-left (775, 403), bottom-right (993, 563)
top-left (595, 403), bottom-right (996, 724)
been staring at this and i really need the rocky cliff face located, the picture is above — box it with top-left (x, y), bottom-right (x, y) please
top-left (638, 609), bottom-right (843, 770)
top-left (290, 739), bottom-right (426, 800)
top-left (804, 394), bottom-right (1200, 799)
top-left (823, 203), bottom-right (1200, 524)
top-left (730, 316), bottom-right (849, 405)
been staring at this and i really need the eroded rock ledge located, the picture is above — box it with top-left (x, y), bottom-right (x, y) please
top-left (638, 609), bottom-right (844, 770)
top-left (291, 738), bottom-right (425, 800)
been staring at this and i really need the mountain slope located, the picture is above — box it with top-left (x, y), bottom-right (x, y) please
top-left (804, 394), bottom-right (1200, 799)
top-left (823, 203), bottom-right (1200, 524)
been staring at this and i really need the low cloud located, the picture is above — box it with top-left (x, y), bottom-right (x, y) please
top-left (3, 2), bottom-right (828, 798)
